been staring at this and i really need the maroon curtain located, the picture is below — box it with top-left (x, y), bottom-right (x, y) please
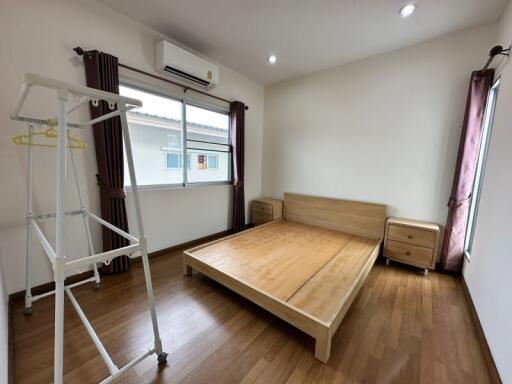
top-left (441, 69), bottom-right (494, 273)
top-left (83, 50), bottom-right (130, 274)
top-left (230, 101), bottom-right (245, 233)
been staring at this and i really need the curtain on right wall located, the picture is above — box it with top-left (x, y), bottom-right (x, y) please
top-left (441, 69), bottom-right (494, 273)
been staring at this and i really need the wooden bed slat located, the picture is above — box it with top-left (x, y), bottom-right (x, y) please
top-left (288, 236), bottom-right (381, 322)
top-left (193, 221), bottom-right (354, 301)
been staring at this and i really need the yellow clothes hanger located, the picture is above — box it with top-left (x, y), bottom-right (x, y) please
top-left (12, 122), bottom-right (87, 149)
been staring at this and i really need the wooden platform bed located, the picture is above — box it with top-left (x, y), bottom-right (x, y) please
top-left (183, 193), bottom-right (387, 362)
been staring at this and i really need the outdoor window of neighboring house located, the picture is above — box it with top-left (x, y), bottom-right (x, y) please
top-left (197, 154), bottom-right (207, 170)
top-left (207, 155), bottom-right (218, 169)
top-left (195, 154), bottom-right (218, 170)
top-left (120, 84), bottom-right (231, 187)
top-left (166, 152), bottom-right (182, 169)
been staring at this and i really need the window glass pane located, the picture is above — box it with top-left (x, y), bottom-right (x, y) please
top-left (186, 104), bottom-right (230, 183)
top-left (186, 104), bottom-right (229, 144)
top-left (120, 85), bottom-right (183, 186)
top-left (463, 79), bottom-right (500, 257)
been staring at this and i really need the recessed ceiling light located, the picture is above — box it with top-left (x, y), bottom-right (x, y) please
top-left (399, 3), bottom-right (416, 18)
top-left (267, 55), bottom-right (277, 64)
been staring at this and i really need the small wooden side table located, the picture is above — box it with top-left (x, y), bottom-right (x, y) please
top-left (384, 217), bottom-right (440, 275)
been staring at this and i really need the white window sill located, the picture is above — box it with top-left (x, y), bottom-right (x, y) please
top-left (124, 181), bottom-right (231, 192)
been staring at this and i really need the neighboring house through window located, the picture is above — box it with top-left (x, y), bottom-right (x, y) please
top-left (167, 133), bottom-right (178, 147)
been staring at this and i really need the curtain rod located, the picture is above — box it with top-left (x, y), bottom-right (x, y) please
top-left (73, 47), bottom-right (249, 110)
top-left (482, 45), bottom-right (510, 71)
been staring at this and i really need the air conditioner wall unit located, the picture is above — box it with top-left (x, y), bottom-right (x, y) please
top-left (155, 40), bottom-right (219, 90)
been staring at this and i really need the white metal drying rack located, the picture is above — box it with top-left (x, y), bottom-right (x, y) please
top-left (11, 73), bottom-right (167, 384)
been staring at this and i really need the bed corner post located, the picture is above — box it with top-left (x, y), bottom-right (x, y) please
top-left (183, 254), bottom-right (193, 276)
top-left (315, 326), bottom-right (332, 363)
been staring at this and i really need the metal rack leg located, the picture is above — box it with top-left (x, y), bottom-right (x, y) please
top-left (54, 280), bottom-right (65, 384)
top-left (141, 242), bottom-right (166, 361)
top-left (24, 219), bottom-right (33, 315)
top-left (54, 92), bottom-right (68, 384)
top-left (120, 105), bottom-right (167, 364)
top-left (24, 123), bottom-right (34, 315)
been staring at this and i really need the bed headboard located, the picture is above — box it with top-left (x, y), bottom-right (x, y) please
top-left (283, 193), bottom-right (387, 240)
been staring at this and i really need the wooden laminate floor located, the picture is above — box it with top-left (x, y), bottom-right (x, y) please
top-left (11, 247), bottom-right (492, 383)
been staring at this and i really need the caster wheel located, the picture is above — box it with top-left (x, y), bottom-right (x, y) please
top-left (157, 352), bottom-right (168, 365)
top-left (23, 307), bottom-right (32, 316)
top-left (94, 282), bottom-right (101, 290)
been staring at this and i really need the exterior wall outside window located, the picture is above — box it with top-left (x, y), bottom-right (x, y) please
top-left (124, 112), bottom-right (229, 186)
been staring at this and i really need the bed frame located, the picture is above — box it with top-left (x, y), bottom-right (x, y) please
top-left (183, 193), bottom-right (387, 362)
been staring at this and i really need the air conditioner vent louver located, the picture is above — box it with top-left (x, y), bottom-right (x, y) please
top-left (164, 66), bottom-right (210, 87)
top-left (156, 40), bottom-right (219, 90)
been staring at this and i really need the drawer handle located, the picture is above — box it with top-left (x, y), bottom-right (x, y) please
top-left (405, 251), bottom-right (411, 256)
top-left (407, 235), bottom-right (413, 239)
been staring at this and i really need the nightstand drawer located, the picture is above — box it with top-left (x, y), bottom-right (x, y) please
top-left (252, 210), bottom-right (273, 225)
top-left (388, 224), bottom-right (436, 248)
top-left (251, 198), bottom-right (283, 226)
top-left (385, 240), bottom-right (434, 267)
top-left (252, 201), bottom-right (273, 215)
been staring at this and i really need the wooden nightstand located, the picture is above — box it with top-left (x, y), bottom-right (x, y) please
top-left (384, 217), bottom-right (440, 275)
top-left (251, 198), bottom-right (283, 226)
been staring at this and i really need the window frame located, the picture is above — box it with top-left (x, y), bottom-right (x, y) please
top-left (183, 102), bottom-right (232, 186)
top-left (120, 81), bottom-right (232, 191)
top-left (463, 77), bottom-right (500, 261)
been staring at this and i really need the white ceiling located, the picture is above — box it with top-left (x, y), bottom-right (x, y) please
top-left (98, 0), bottom-right (509, 84)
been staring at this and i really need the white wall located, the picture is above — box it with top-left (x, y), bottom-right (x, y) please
top-left (462, 3), bottom-right (512, 382)
top-left (0, 0), bottom-right (264, 294)
top-left (262, 24), bottom-right (497, 230)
